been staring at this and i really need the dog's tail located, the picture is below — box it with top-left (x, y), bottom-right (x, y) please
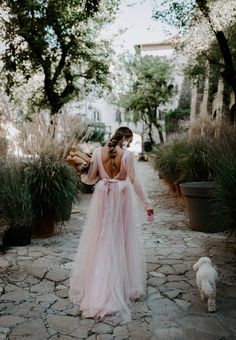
top-left (201, 280), bottom-right (215, 296)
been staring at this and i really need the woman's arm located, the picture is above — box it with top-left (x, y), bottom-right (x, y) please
top-left (127, 152), bottom-right (152, 211)
top-left (80, 148), bottom-right (100, 185)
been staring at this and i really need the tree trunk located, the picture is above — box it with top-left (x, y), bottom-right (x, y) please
top-left (229, 103), bottom-right (236, 123)
top-left (196, 3), bottom-right (236, 123)
top-left (158, 128), bottom-right (165, 144)
top-left (142, 113), bottom-right (155, 144)
top-left (214, 31), bottom-right (236, 122)
top-left (152, 121), bottom-right (164, 144)
top-left (148, 126), bottom-right (154, 145)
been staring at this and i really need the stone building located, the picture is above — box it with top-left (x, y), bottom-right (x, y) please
top-left (75, 37), bottom-right (187, 150)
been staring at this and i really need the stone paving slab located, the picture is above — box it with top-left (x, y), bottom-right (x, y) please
top-left (0, 160), bottom-right (236, 339)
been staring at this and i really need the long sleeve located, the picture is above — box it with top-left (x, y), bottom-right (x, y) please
top-left (127, 151), bottom-right (151, 211)
top-left (81, 148), bottom-right (100, 185)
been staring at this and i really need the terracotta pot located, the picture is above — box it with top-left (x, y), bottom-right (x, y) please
top-left (174, 183), bottom-right (183, 197)
top-left (167, 181), bottom-right (176, 193)
top-left (180, 181), bottom-right (218, 233)
top-left (32, 214), bottom-right (56, 238)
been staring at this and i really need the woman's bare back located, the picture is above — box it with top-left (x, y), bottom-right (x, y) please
top-left (101, 146), bottom-right (124, 178)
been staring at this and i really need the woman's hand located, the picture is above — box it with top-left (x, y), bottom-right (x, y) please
top-left (147, 208), bottom-right (154, 222)
top-left (147, 208), bottom-right (154, 215)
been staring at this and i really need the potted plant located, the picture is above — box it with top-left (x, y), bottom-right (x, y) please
top-left (0, 160), bottom-right (33, 246)
top-left (25, 153), bottom-right (79, 237)
top-left (178, 138), bottom-right (221, 232)
top-left (154, 138), bottom-right (192, 194)
top-left (154, 137), bottom-right (218, 231)
top-left (180, 130), bottom-right (236, 232)
top-left (207, 126), bottom-right (236, 231)
top-left (179, 181), bottom-right (217, 232)
top-left (174, 138), bottom-right (216, 232)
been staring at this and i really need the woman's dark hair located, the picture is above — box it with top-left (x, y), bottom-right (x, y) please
top-left (107, 127), bottom-right (133, 170)
top-left (115, 126), bottom-right (133, 139)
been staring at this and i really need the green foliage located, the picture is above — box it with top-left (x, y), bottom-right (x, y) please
top-left (153, 0), bottom-right (195, 34)
top-left (184, 54), bottom-right (207, 89)
top-left (0, 152), bottom-right (80, 234)
top-left (0, 160), bottom-right (33, 229)
top-left (154, 137), bottom-right (211, 184)
top-left (165, 108), bottom-right (190, 118)
top-left (83, 121), bottom-right (106, 144)
top-left (153, 1), bottom-right (236, 116)
top-left (120, 55), bottom-right (174, 143)
top-left (25, 153), bottom-right (79, 222)
top-left (211, 161), bottom-right (236, 230)
top-left (154, 139), bottom-right (188, 183)
top-left (165, 108), bottom-right (190, 134)
top-left (154, 126), bottom-right (236, 229)
top-left (184, 25), bottom-right (236, 107)
top-left (184, 40), bottom-right (223, 100)
top-left (0, 0), bottom-right (117, 114)
top-left (208, 127), bottom-right (236, 229)
top-left (177, 138), bottom-right (212, 183)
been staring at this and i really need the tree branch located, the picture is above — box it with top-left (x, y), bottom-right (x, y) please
top-left (16, 14), bottom-right (48, 73)
top-left (215, 31), bottom-right (235, 72)
top-left (201, 51), bottom-right (225, 68)
top-left (51, 48), bottom-right (68, 85)
top-left (60, 66), bottom-right (75, 99)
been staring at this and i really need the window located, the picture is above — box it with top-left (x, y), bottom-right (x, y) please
top-left (92, 110), bottom-right (101, 122)
top-left (116, 109), bottom-right (122, 123)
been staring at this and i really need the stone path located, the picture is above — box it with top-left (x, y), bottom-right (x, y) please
top-left (0, 160), bottom-right (236, 340)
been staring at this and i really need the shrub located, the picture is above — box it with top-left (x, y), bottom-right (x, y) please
top-left (154, 138), bottom-right (188, 183)
top-left (154, 124), bottom-right (236, 229)
top-left (209, 127), bottom-right (236, 229)
top-left (165, 108), bottom-right (190, 134)
top-left (177, 138), bottom-right (212, 183)
top-left (25, 153), bottom-right (80, 223)
top-left (154, 137), bottom-right (211, 184)
top-left (0, 159), bottom-right (33, 229)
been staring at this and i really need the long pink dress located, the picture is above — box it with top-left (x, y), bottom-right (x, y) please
top-left (69, 147), bottom-right (150, 322)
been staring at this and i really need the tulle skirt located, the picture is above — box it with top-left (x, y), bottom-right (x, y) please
top-left (69, 178), bottom-right (146, 322)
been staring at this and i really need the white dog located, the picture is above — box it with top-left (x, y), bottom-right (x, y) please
top-left (193, 257), bottom-right (218, 312)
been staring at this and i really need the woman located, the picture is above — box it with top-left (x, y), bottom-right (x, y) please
top-left (69, 126), bottom-right (153, 322)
